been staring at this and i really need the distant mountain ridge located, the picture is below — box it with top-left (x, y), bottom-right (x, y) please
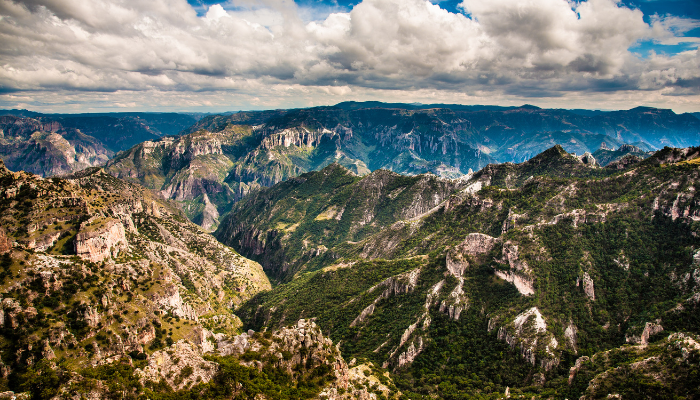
top-left (0, 115), bottom-right (113, 177)
top-left (104, 103), bottom-right (700, 229)
top-left (0, 111), bottom-right (197, 178)
top-left (0, 109), bottom-right (197, 152)
top-left (2, 104), bottom-right (699, 230)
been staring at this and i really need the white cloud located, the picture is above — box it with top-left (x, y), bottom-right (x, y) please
top-left (0, 0), bottom-right (698, 111)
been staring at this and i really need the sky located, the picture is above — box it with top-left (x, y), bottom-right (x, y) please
top-left (0, 0), bottom-right (699, 113)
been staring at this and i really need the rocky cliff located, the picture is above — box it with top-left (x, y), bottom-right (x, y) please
top-left (74, 218), bottom-right (128, 263)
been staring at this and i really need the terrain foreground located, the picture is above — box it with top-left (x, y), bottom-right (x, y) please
top-left (0, 161), bottom-right (390, 399)
top-left (0, 145), bottom-right (698, 398)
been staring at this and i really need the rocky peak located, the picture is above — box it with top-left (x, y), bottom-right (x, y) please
top-left (618, 143), bottom-right (642, 153)
top-left (528, 144), bottom-right (570, 163)
top-left (493, 307), bottom-right (560, 371)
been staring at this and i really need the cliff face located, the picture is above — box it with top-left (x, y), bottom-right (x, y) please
top-left (105, 128), bottom-right (252, 230)
top-left (74, 218), bottom-right (128, 263)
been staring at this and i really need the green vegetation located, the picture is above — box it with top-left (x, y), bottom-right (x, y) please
top-left (226, 146), bottom-right (700, 399)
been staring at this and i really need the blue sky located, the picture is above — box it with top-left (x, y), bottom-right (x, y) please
top-left (1, 0), bottom-right (699, 113)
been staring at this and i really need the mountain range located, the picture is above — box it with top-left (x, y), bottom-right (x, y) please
top-left (0, 111), bottom-right (196, 177)
top-left (0, 104), bottom-right (698, 398)
top-left (100, 103), bottom-right (700, 230)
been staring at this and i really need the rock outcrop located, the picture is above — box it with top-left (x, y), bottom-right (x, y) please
top-left (626, 321), bottom-right (664, 346)
top-left (215, 319), bottom-right (395, 399)
top-left (75, 219), bottom-right (128, 263)
top-left (0, 228), bottom-right (10, 254)
top-left (351, 268), bottom-right (421, 327)
top-left (447, 233), bottom-right (499, 277)
top-left (495, 241), bottom-right (535, 296)
top-left (582, 272), bottom-right (595, 301)
top-left (492, 307), bottom-right (560, 371)
top-left (137, 341), bottom-right (219, 391)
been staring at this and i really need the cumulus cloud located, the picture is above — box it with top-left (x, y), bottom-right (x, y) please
top-left (0, 0), bottom-right (698, 110)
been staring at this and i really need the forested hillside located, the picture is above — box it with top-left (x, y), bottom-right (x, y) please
top-left (220, 145), bottom-right (700, 399)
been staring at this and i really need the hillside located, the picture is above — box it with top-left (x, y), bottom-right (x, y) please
top-left (0, 161), bottom-right (364, 398)
top-left (0, 112), bottom-right (196, 178)
top-left (0, 116), bottom-right (113, 177)
top-left (106, 104), bottom-right (700, 230)
top-left (217, 145), bottom-right (700, 399)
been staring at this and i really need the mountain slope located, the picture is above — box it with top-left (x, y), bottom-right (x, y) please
top-left (214, 163), bottom-right (468, 282)
top-left (106, 104), bottom-right (699, 230)
top-left (0, 112), bottom-right (197, 178)
top-left (221, 145), bottom-right (700, 399)
top-left (0, 116), bottom-right (112, 177)
top-left (0, 159), bottom-right (401, 399)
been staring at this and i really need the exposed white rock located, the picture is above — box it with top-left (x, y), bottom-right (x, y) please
top-left (27, 231), bottom-right (62, 252)
top-left (626, 322), bottom-right (664, 346)
top-left (136, 340), bottom-right (218, 391)
top-left (75, 219), bottom-right (127, 263)
top-left (399, 321), bottom-right (419, 349)
top-left (495, 307), bottom-right (559, 371)
top-left (583, 272), bottom-right (595, 301)
top-left (84, 306), bottom-right (101, 329)
top-left (397, 337), bottom-right (424, 368)
top-left (461, 179), bottom-right (485, 195)
top-left (152, 286), bottom-right (199, 321)
top-left (369, 267), bottom-right (421, 298)
top-left (352, 268), bottom-right (421, 327)
top-left (424, 280), bottom-right (445, 310)
top-left (568, 356), bottom-right (590, 384)
top-left (447, 233), bottom-right (499, 278)
top-left (439, 278), bottom-right (468, 320)
top-left (350, 303), bottom-right (376, 327)
top-left (565, 323), bottom-right (578, 352)
top-left (494, 270), bottom-right (535, 296)
top-left (493, 241), bottom-right (535, 296)
top-left (514, 307), bottom-right (547, 334)
top-left (199, 193), bottom-right (220, 232)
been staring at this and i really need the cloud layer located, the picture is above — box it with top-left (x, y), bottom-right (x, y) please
top-left (0, 0), bottom-right (699, 111)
